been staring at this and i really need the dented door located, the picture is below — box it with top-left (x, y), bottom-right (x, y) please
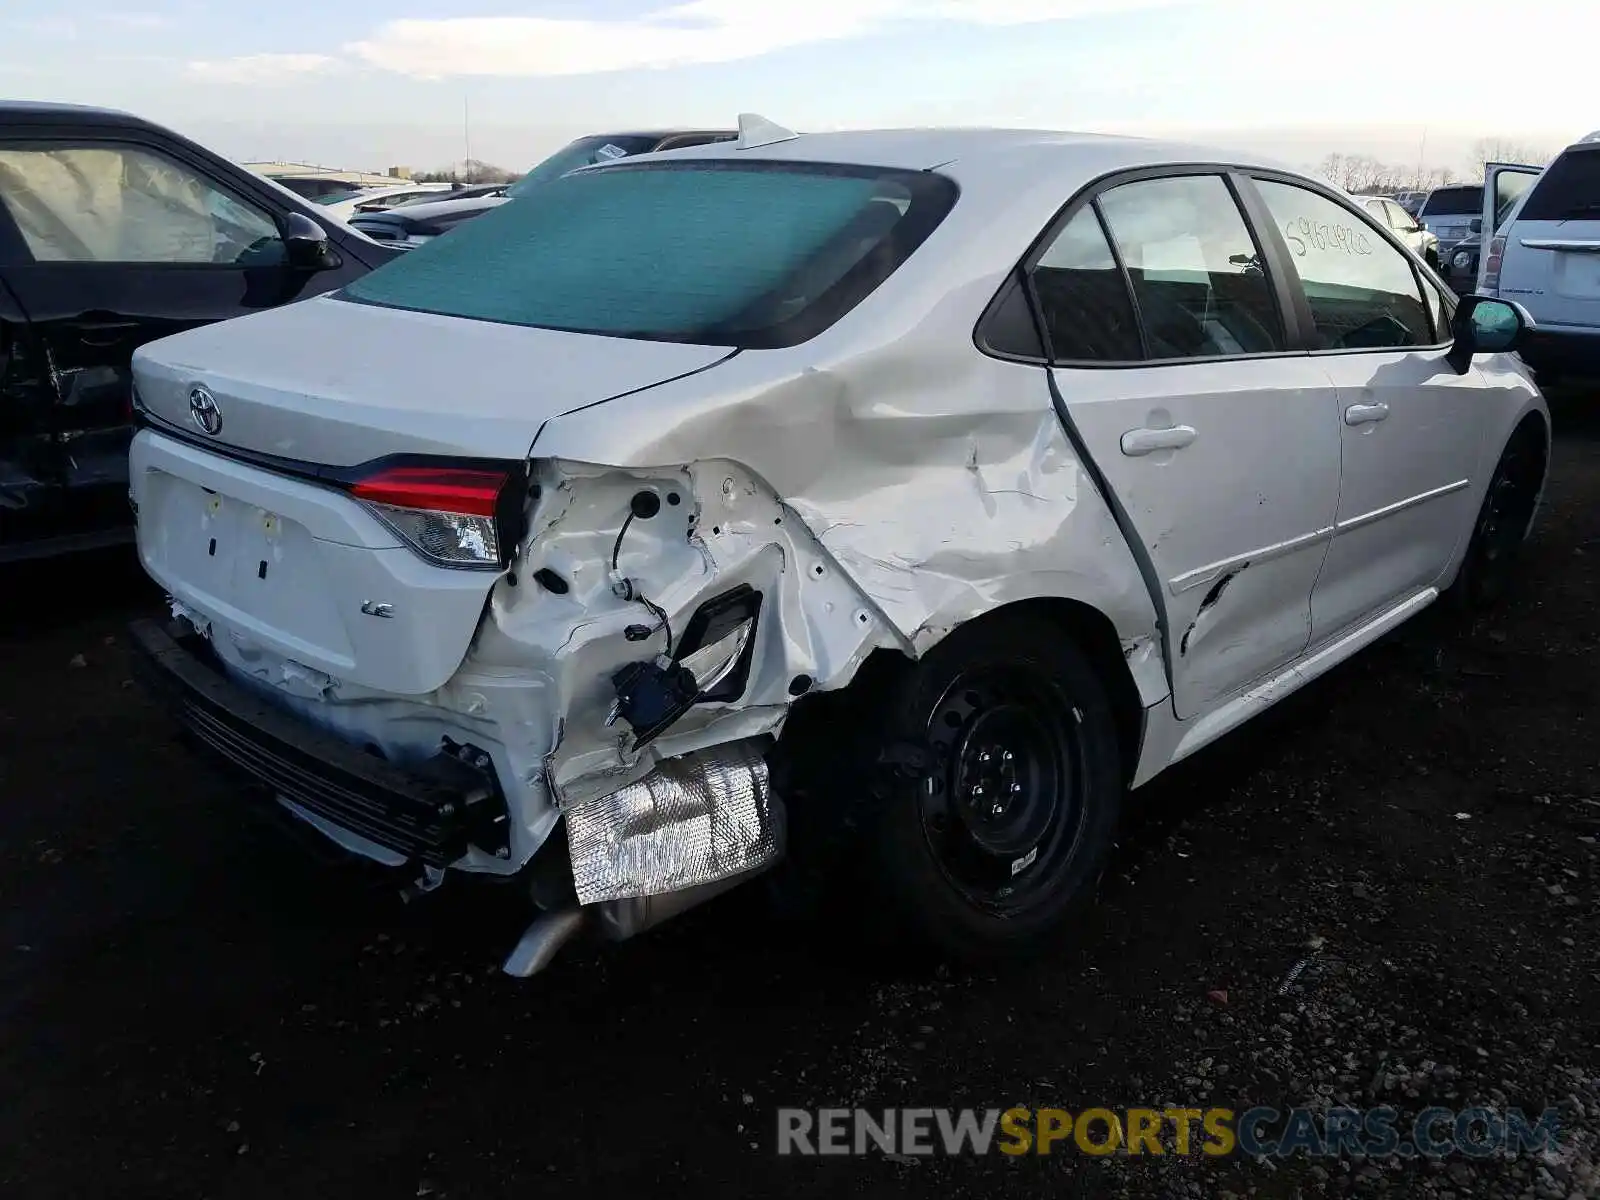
top-left (1034, 174), bottom-right (1341, 721)
top-left (0, 271), bottom-right (71, 552)
top-left (0, 130), bottom-right (373, 558)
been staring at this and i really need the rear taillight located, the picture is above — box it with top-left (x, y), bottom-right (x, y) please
top-left (1482, 235), bottom-right (1507, 294)
top-left (347, 464), bottom-right (517, 570)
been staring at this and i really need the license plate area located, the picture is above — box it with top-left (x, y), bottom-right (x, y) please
top-left (142, 470), bottom-right (355, 664)
top-left (1554, 252), bottom-right (1600, 300)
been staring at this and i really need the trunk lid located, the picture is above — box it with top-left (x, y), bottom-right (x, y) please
top-left (131, 293), bottom-right (733, 465)
top-left (130, 297), bottom-right (734, 697)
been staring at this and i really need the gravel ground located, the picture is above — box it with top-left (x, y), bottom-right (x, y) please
top-left (1, 393), bottom-right (1596, 1199)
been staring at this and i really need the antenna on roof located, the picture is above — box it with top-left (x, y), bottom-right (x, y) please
top-left (736, 113), bottom-right (800, 150)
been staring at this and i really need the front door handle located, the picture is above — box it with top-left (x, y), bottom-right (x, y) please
top-left (1120, 424), bottom-right (1198, 457)
top-left (1344, 402), bottom-right (1390, 426)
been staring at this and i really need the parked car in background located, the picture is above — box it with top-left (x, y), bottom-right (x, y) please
top-left (1362, 195), bottom-right (1439, 267)
top-left (1480, 133), bottom-right (1600, 383)
top-left (126, 120), bottom-right (1548, 980)
top-left (1394, 189), bottom-right (1428, 216)
top-left (0, 101), bottom-right (403, 561)
top-left (268, 175), bottom-right (368, 205)
top-left (1418, 184), bottom-right (1485, 284)
top-left (319, 181), bottom-right (456, 223)
top-left (349, 128), bottom-right (738, 247)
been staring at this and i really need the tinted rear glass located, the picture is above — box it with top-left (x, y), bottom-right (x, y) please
top-left (504, 135), bottom-right (661, 198)
top-left (1518, 146), bottom-right (1600, 221)
top-left (1420, 186), bottom-right (1482, 216)
top-left (340, 161), bottom-right (958, 349)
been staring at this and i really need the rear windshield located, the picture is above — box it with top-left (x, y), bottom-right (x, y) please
top-left (340, 161), bottom-right (958, 349)
top-left (1420, 186), bottom-right (1482, 216)
top-left (504, 135), bottom-right (662, 198)
top-left (1517, 145), bottom-right (1600, 222)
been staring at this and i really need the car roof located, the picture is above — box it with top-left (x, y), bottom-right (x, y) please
top-left (622, 126), bottom-right (1300, 178)
top-left (0, 100), bottom-right (152, 126)
top-left (350, 194), bottom-right (505, 222)
top-left (604, 127), bottom-right (1305, 206)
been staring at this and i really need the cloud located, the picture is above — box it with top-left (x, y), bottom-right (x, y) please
top-left (185, 53), bottom-right (341, 85)
top-left (339, 0), bottom-right (1182, 80)
top-left (107, 12), bottom-right (172, 29)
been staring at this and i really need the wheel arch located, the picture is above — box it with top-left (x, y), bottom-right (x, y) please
top-left (784, 596), bottom-right (1152, 788)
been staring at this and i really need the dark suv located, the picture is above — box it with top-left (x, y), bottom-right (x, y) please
top-left (0, 102), bottom-right (402, 561)
top-left (349, 129), bottom-right (738, 249)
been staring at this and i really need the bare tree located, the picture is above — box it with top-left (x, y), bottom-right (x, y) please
top-left (1468, 137), bottom-right (1555, 176)
top-left (413, 159), bottom-right (521, 185)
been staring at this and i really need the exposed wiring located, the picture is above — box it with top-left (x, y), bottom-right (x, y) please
top-left (610, 512), bottom-right (635, 573)
top-left (610, 510), bottom-right (673, 655)
top-left (640, 596), bottom-right (674, 657)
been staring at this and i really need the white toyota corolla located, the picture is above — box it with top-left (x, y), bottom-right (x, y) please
top-left (126, 120), bottom-right (1549, 976)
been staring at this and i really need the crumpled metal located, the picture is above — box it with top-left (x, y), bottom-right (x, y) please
top-left (564, 739), bottom-right (783, 905)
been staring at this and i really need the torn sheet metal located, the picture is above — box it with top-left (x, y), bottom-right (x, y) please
top-left (531, 334), bottom-right (1168, 711)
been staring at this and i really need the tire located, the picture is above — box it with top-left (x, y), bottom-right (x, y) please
top-left (857, 613), bottom-right (1123, 963)
top-left (1447, 421), bottom-right (1546, 611)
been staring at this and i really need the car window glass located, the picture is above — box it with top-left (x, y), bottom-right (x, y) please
top-left (1030, 206), bottom-right (1143, 361)
top-left (1096, 174), bottom-right (1284, 360)
top-left (0, 142), bottom-right (284, 265)
top-left (1510, 154), bottom-right (1589, 222)
top-left (1255, 179), bottom-right (1432, 350)
top-left (342, 162), bottom-right (956, 349)
top-left (1386, 202), bottom-right (1412, 229)
top-left (1419, 186), bottom-right (1482, 218)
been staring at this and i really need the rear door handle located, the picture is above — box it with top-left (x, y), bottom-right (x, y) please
top-left (1120, 425), bottom-right (1198, 456)
top-left (1344, 402), bottom-right (1390, 426)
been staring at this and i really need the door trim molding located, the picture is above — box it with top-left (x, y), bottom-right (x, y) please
top-left (1168, 525), bottom-right (1334, 596)
top-left (1335, 478), bottom-right (1469, 535)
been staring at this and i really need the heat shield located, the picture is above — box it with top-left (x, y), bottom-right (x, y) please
top-left (564, 739), bottom-right (784, 905)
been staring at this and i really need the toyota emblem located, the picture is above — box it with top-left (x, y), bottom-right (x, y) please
top-left (188, 386), bottom-right (222, 436)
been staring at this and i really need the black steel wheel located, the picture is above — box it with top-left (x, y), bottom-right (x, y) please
top-left (1449, 421), bottom-right (1547, 611)
top-left (863, 613), bottom-right (1122, 962)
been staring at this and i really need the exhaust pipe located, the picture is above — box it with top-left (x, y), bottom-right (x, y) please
top-left (501, 908), bottom-right (586, 978)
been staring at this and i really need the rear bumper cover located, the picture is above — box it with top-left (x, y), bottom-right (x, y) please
top-left (129, 618), bottom-right (511, 867)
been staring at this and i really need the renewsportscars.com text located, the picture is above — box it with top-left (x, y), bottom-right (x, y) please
top-left (776, 1105), bottom-right (1562, 1158)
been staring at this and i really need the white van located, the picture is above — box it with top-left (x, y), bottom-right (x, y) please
top-left (1480, 133), bottom-right (1600, 382)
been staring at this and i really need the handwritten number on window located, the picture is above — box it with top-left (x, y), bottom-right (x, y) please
top-left (1283, 216), bottom-right (1371, 258)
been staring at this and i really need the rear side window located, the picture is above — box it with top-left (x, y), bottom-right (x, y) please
top-left (1096, 174), bottom-right (1285, 360)
top-left (1420, 186), bottom-right (1482, 217)
top-left (1030, 207), bottom-right (1143, 361)
top-left (1517, 146), bottom-right (1600, 221)
top-left (341, 161), bottom-right (957, 349)
top-left (1254, 180), bottom-right (1434, 350)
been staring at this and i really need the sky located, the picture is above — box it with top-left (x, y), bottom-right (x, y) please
top-left (1, 0), bottom-right (1588, 175)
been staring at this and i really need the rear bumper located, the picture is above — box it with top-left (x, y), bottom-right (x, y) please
top-left (1519, 327), bottom-right (1600, 379)
top-left (128, 618), bottom-right (512, 867)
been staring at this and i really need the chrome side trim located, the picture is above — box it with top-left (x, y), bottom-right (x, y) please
top-left (1169, 526), bottom-right (1335, 596)
top-left (1335, 479), bottom-right (1470, 534)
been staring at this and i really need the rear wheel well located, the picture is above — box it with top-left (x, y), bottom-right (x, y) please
top-left (778, 598), bottom-right (1147, 787)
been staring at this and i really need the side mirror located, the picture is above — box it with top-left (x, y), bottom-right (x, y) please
top-left (1469, 217), bottom-right (1483, 234)
top-left (282, 212), bottom-right (342, 271)
top-left (1446, 295), bottom-right (1530, 373)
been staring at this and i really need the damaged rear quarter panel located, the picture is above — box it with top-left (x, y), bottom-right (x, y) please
top-left (524, 299), bottom-right (1170, 726)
